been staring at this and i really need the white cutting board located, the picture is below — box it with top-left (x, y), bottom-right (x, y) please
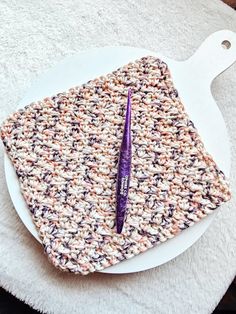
top-left (4, 30), bottom-right (236, 274)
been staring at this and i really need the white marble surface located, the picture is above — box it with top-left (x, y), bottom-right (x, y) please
top-left (0, 1), bottom-right (235, 313)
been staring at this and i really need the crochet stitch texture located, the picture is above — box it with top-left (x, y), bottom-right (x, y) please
top-left (1, 56), bottom-right (231, 274)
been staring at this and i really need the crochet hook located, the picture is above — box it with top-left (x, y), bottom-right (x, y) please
top-left (116, 89), bottom-right (132, 234)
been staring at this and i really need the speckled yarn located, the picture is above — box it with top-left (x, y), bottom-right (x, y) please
top-left (0, 56), bottom-right (231, 275)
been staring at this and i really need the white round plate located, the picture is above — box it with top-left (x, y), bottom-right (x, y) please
top-left (4, 30), bottom-right (235, 274)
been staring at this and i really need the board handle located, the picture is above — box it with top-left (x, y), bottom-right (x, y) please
top-left (184, 30), bottom-right (236, 84)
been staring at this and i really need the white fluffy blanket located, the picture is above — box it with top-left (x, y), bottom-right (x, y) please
top-left (0, 0), bottom-right (235, 313)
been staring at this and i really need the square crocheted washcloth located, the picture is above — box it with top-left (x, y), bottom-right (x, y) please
top-left (1, 56), bottom-right (231, 274)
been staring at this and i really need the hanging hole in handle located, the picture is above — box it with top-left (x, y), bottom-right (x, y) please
top-left (221, 40), bottom-right (231, 49)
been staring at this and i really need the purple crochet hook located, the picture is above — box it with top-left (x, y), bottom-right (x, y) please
top-left (116, 89), bottom-right (132, 234)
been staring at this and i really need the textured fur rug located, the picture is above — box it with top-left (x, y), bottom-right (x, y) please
top-left (0, 1), bottom-right (235, 313)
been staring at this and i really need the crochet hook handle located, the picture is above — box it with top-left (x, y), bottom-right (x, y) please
top-left (116, 89), bottom-right (132, 234)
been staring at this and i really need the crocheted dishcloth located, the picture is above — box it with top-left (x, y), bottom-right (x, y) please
top-left (1, 56), bottom-right (231, 275)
